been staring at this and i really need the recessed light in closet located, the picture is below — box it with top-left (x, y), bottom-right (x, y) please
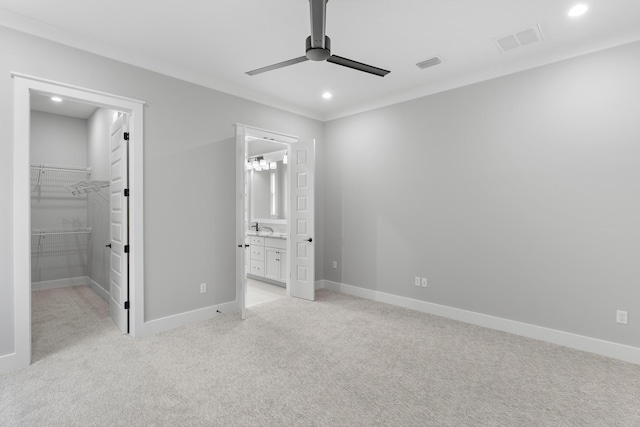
top-left (322, 92), bottom-right (332, 100)
top-left (568, 4), bottom-right (588, 17)
top-left (51, 96), bottom-right (62, 102)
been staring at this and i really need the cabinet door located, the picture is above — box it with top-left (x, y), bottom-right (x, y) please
top-left (265, 247), bottom-right (281, 281)
top-left (250, 259), bottom-right (265, 277)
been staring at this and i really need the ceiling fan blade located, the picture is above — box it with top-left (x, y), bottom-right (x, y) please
top-left (309, 0), bottom-right (327, 48)
top-left (246, 56), bottom-right (309, 76)
top-left (327, 55), bottom-right (390, 77)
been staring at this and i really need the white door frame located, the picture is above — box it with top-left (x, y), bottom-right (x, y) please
top-left (235, 124), bottom-right (313, 317)
top-left (8, 73), bottom-right (145, 371)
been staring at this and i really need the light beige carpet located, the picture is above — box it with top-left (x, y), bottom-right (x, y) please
top-left (1, 285), bottom-right (640, 426)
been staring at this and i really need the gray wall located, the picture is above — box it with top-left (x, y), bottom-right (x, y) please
top-left (87, 108), bottom-right (114, 296)
top-left (30, 111), bottom-right (87, 166)
top-left (324, 41), bottom-right (640, 348)
top-left (87, 108), bottom-right (113, 182)
top-left (0, 26), bottom-right (324, 356)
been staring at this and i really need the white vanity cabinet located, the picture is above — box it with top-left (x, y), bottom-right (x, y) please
top-left (264, 237), bottom-right (287, 283)
top-left (248, 235), bottom-right (287, 285)
top-left (249, 236), bottom-right (265, 277)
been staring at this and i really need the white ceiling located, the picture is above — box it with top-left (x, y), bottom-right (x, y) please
top-left (2, 0), bottom-right (640, 121)
top-left (30, 93), bottom-right (98, 119)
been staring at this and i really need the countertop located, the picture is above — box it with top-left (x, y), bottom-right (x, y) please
top-left (247, 231), bottom-right (287, 239)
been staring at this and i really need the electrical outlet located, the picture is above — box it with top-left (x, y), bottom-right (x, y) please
top-left (200, 283), bottom-right (207, 294)
top-left (421, 277), bottom-right (428, 287)
top-left (616, 310), bottom-right (628, 325)
top-left (414, 277), bottom-right (421, 287)
top-left (333, 261), bottom-right (338, 269)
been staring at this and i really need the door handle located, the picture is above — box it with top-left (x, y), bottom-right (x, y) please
top-left (237, 244), bottom-right (250, 248)
top-left (305, 238), bottom-right (313, 243)
top-left (105, 243), bottom-right (112, 248)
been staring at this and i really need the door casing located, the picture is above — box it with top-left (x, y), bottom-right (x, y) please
top-left (235, 124), bottom-right (316, 319)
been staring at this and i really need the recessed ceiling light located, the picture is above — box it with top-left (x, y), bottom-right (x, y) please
top-left (568, 4), bottom-right (588, 17)
top-left (51, 96), bottom-right (62, 102)
top-left (322, 92), bottom-right (332, 100)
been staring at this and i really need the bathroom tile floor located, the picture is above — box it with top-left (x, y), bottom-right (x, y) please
top-left (246, 278), bottom-right (287, 307)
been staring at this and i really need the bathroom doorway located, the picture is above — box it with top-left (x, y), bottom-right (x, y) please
top-left (245, 136), bottom-right (289, 307)
top-left (235, 124), bottom-right (316, 319)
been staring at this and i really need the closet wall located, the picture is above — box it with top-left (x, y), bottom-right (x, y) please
top-left (87, 108), bottom-right (115, 299)
top-left (30, 107), bottom-right (114, 300)
top-left (31, 111), bottom-right (90, 285)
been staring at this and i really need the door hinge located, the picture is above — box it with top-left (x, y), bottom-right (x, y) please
top-left (124, 245), bottom-right (129, 253)
top-left (124, 301), bottom-right (130, 310)
top-left (124, 189), bottom-right (129, 197)
top-left (124, 132), bottom-right (130, 141)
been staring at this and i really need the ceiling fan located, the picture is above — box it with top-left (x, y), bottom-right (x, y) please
top-left (246, 0), bottom-right (390, 77)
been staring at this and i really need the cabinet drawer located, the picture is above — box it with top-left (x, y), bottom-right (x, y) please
top-left (250, 236), bottom-right (264, 246)
top-left (250, 247), bottom-right (264, 261)
top-left (265, 237), bottom-right (287, 250)
top-left (250, 260), bottom-right (265, 277)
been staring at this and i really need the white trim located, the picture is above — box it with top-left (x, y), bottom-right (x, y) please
top-left (138, 301), bottom-right (239, 337)
top-left (88, 278), bottom-right (110, 302)
top-left (0, 16), bottom-right (320, 120)
top-left (11, 75), bottom-right (31, 373)
top-left (0, 352), bottom-right (24, 373)
top-left (4, 11), bottom-right (640, 123)
top-left (4, 73), bottom-right (145, 373)
top-left (10, 73), bottom-right (147, 105)
top-left (31, 276), bottom-right (90, 292)
top-left (318, 280), bottom-right (640, 365)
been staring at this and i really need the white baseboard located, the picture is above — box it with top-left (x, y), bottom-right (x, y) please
top-left (318, 279), bottom-right (640, 365)
top-left (88, 278), bottom-right (110, 302)
top-left (32, 276), bottom-right (90, 291)
top-left (0, 351), bottom-right (30, 374)
top-left (136, 299), bottom-right (240, 337)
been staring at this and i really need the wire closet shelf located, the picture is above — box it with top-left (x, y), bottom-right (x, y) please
top-left (30, 163), bottom-right (109, 195)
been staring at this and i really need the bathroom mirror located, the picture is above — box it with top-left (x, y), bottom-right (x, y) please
top-left (247, 143), bottom-right (288, 224)
top-left (250, 161), bottom-right (288, 222)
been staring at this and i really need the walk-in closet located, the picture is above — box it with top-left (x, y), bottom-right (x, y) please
top-left (30, 93), bottom-right (118, 355)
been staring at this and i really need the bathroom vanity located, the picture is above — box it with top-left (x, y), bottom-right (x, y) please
top-left (247, 233), bottom-right (287, 287)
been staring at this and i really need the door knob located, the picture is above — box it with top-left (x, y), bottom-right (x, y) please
top-left (105, 243), bottom-right (112, 248)
top-left (306, 238), bottom-right (313, 243)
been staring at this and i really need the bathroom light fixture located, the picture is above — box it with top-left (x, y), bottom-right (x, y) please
top-left (246, 160), bottom-right (253, 171)
top-left (270, 161), bottom-right (277, 170)
top-left (568, 4), bottom-right (588, 17)
top-left (51, 96), bottom-right (62, 102)
top-left (283, 152), bottom-right (288, 165)
top-left (260, 159), bottom-right (268, 169)
top-left (252, 159), bottom-right (261, 171)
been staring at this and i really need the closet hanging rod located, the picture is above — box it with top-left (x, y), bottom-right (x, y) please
top-left (31, 228), bottom-right (92, 236)
top-left (30, 164), bottom-right (91, 174)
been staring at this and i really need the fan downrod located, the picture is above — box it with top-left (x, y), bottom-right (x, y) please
top-left (306, 36), bottom-right (331, 61)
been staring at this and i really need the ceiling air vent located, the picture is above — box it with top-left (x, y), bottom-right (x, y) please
top-left (494, 24), bottom-right (544, 53)
top-left (416, 56), bottom-right (442, 70)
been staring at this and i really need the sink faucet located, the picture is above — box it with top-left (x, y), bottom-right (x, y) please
top-left (252, 222), bottom-right (259, 232)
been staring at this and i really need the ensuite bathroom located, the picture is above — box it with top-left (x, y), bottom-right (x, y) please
top-left (244, 137), bottom-right (289, 306)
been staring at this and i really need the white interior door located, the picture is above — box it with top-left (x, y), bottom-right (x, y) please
top-left (235, 125), bottom-right (248, 319)
top-left (109, 114), bottom-right (129, 333)
top-left (288, 139), bottom-right (315, 301)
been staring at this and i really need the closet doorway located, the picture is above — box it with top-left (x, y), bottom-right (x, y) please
top-left (11, 74), bottom-right (145, 370)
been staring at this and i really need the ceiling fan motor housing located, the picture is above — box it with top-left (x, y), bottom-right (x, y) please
top-left (306, 36), bottom-right (331, 61)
